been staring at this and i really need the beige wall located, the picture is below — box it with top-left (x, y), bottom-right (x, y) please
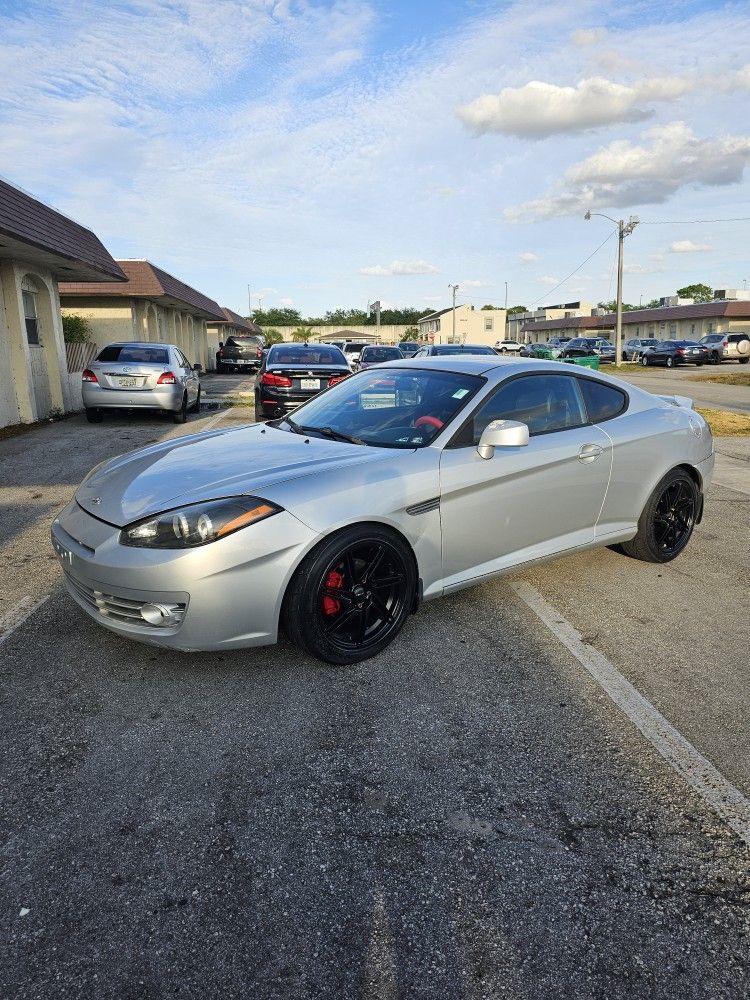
top-left (418, 306), bottom-right (507, 345)
top-left (61, 299), bottom-right (211, 371)
top-left (0, 259), bottom-right (67, 427)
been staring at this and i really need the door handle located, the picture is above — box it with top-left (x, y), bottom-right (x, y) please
top-left (578, 443), bottom-right (603, 464)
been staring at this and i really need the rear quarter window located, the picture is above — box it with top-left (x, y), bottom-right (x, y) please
top-left (578, 378), bottom-right (627, 423)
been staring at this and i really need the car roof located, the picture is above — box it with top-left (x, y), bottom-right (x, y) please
top-left (100, 341), bottom-right (174, 349)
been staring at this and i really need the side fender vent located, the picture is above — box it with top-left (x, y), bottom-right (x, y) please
top-left (406, 497), bottom-right (440, 516)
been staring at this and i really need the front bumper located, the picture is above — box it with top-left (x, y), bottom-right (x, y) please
top-left (82, 384), bottom-right (182, 411)
top-left (51, 499), bottom-right (317, 651)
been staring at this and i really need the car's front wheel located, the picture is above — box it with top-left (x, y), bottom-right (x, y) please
top-left (621, 468), bottom-right (698, 563)
top-left (641, 354), bottom-right (650, 366)
top-left (283, 525), bottom-right (417, 664)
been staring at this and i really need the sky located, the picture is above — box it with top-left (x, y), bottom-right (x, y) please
top-left (1, 0), bottom-right (749, 318)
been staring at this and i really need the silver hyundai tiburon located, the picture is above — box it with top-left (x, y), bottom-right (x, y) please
top-left (52, 358), bottom-right (714, 664)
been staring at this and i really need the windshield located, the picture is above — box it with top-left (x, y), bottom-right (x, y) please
top-left (433, 344), bottom-right (496, 355)
top-left (360, 347), bottom-right (403, 362)
top-left (268, 345), bottom-right (346, 365)
top-left (280, 367), bottom-right (484, 448)
top-left (96, 344), bottom-right (170, 364)
top-left (399, 342), bottom-right (419, 351)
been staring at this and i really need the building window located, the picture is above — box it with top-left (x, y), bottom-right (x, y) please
top-left (690, 323), bottom-right (695, 335)
top-left (707, 322), bottom-right (714, 334)
top-left (669, 323), bottom-right (676, 337)
top-left (484, 317), bottom-right (494, 331)
top-left (22, 290), bottom-right (40, 345)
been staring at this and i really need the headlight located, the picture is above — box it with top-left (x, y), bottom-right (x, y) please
top-left (120, 497), bottom-right (282, 548)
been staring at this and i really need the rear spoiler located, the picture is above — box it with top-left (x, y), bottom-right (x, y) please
top-left (658, 394), bottom-right (694, 409)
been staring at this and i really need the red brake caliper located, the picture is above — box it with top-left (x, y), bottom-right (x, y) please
top-left (322, 569), bottom-right (344, 616)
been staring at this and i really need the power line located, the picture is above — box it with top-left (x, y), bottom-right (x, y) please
top-left (527, 231), bottom-right (615, 307)
top-left (640, 216), bottom-right (750, 225)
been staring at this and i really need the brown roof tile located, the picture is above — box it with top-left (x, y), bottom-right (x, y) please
top-left (59, 260), bottom-right (224, 320)
top-left (0, 177), bottom-right (125, 281)
top-left (214, 307), bottom-right (262, 333)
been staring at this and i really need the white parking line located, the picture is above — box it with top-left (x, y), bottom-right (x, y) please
top-left (510, 580), bottom-right (750, 847)
top-left (0, 596), bottom-right (50, 646)
top-left (201, 408), bottom-right (230, 431)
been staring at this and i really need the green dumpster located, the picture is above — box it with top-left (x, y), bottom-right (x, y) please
top-left (562, 354), bottom-right (600, 370)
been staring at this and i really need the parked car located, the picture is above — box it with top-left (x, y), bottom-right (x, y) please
top-left (56, 357), bottom-right (713, 665)
top-left (520, 343), bottom-right (561, 359)
top-left (254, 343), bottom-right (351, 421)
top-left (397, 341), bottom-right (420, 358)
top-left (548, 337), bottom-right (572, 349)
top-left (216, 334), bottom-right (265, 373)
top-left (623, 337), bottom-right (660, 362)
top-left (357, 345), bottom-right (404, 370)
top-left (494, 339), bottom-right (523, 353)
top-left (412, 343), bottom-right (498, 358)
top-left (342, 341), bottom-right (368, 369)
top-left (561, 338), bottom-right (615, 363)
top-left (641, 341), bottom-right (708, 368)
top-left (699, 332), bottom-right (750, 364)
top-left (82, 342), bottom-right (201, 424)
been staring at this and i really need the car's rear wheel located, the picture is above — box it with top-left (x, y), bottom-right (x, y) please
top-left (189, 386), bottom-right (201, 413)
top-left (173, 393), bottom-right (188, 423)
top-left (283, 525), bottom-right (416, 664)
top-left (711, 351), bottom-right (720, 365)
top-left (740, 358), bottom-right (749, 365)
top-left (621, 468), bottom-right (698, 563)
top-left (85, 407), bottom-right (103, 423)
top-left (641, 354), bottom-right (650, 366)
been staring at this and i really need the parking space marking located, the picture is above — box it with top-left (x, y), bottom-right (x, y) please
top-left (0, 596), bottom-right (50, 646)
top-left (200, 407), bottom-right (231, 431)
top-left (510, 580), bottom-right (750, 847)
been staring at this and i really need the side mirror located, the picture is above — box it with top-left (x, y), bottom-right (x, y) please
top-left (477, 419), bottom-right (529, 459)
top-left (193, 363), bottom-right (203, 372)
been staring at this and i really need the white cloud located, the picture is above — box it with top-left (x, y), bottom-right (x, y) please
top-left (457, 75), bottom-right (693, 138)
top-left (359, 260), bottom-right (439, 276)
top-left (279, 297), bottom-right (294, 306)
top-left (505, 122), bottom-right (750, 220)
top-left (519, 251), bottom-right (539, 264)
top-left (540, 275), bottom-right (560, 286)
top-left (669, 240), bottom-right (710, 253)
top-left (460, 279), bottom-right (491, 288)
top-left (570, 28), bottom-right (606, 46)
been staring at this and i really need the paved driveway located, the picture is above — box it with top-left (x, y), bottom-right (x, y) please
top-left (1, 408), bottom-right (748, 999)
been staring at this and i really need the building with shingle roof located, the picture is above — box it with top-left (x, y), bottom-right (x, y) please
top-left (0, 176), bottom-right (125, 427)
top-left (59, 260), bottom-right (224, 371)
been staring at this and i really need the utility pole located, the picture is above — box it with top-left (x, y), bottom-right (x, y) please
top-left (504, 281), bottom-right (508, 310)
top-left (368, 300), bottom-right (381, 341)
top-left (449, 284), bottom-right (459, 343)
top-left (247, 284), bottom-right (252, 316)
top-left (584, 211), bottom-right (639, 367)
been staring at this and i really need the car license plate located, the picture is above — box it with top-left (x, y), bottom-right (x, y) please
top-left (235, 359), bottom-right (249, 365)
top-left (117, 376), bottom-right (137, 387)
top-left (300, 378), bottom-right (320, 389)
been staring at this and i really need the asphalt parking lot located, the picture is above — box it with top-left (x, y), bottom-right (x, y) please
top-left (1, 376), bottom-right (749, 999)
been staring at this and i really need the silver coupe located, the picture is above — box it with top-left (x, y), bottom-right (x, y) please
top-left (52, 358), bottom-right (714, 664)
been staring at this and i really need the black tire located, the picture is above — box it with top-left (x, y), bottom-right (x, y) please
top-left (740, 358), bottom-right (749, 365)
top-left (666, 356), bottom-right (674, 368)
top-left (189, 386), bottom-right (201, 413)
top-left (711, 352), bottom-right (720, 365)
top-left (173, 393), bottom-right (188, 424)
top-left (85, 407), bottom-right (103, 423)
top-left (621, 468), bottom-right (698, 563)
top-left (282, 525), bottom-right (417, 665)
top-left (641, 354), bottom-right (650, 366)
top-left (695, 362), bottom-right (704, 367)
top-left (254, 406), bottom-right (265, 422)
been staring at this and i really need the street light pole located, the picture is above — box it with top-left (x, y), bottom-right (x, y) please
top-left (504, 281), bottom-right (508, 310)
top-left (449, 283), bottom-right (459, 343)
top-left (584, 211), bottom-right (639, 367)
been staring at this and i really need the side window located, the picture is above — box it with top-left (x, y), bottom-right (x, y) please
top-left (578, 378), bottom-right (627, 423)
top-left (455, 374), bottom-right (587, 446)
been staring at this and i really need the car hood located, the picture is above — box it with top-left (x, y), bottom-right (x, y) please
top-left (76, 424), bottom-right (393, 526)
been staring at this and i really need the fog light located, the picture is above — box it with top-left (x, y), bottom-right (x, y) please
top-left (141, 602), bottom-right (182, 627)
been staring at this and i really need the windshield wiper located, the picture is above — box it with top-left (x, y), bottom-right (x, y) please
top-left (299, 425), bottom-right (366, 446)
top-left (269, 415), bottom-right (304, 434)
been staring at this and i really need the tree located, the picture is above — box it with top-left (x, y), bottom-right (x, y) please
top-left (291, 326), bottom-right (314, 342)
top-left (644, 298), bottom-right (661, 309)
top-left (262, 328), bottom-right (284, 345)
top-left (676, 283), bottom-right (713, 303)
top-left (251, 307), bottom-right (302, 326)
top-left (480, 304), bottom-right (498, 310)
top-left (402, 326), bottom-right (418, 338)
top-left (598, 299), bottom-right (637, 312)
top-left (507, 305), bottom-right (528, 314)
top-left (61, 313), bottom-right (91, 343)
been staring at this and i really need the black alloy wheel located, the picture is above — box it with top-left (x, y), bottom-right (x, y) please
top-left (283, 526), bottom-right (416, 664)
top-left (621, 468), bottom-right (698, 563)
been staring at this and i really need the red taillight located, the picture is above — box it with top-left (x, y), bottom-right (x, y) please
top-left (328, 374), bottom-right (349, 388)
top-left (157, 371), bottom-right (177, 384)
top-left (260, 372), bottom-right (292, 387)
top-left (81, 369), bottom-right (98, 383)
top-left (676, 348), bottom-right (685, 354)
top-left (256, 348), bottom-right (262, 358)
top-left (723, 340), bottom-right (729, 347)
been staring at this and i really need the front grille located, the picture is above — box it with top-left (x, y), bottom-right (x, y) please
top-left (64, 572), bottom-right (186, 629)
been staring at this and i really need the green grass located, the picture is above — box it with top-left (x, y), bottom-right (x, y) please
top-left (688, 371), bottom-right (750, 386)
top-left (695, 408), bottom-right (750, 436)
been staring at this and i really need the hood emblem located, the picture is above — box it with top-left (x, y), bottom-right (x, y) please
top-left (91, 497), bottom-right (102, 505)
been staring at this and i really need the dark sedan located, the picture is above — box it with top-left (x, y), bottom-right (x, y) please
top-left (254, 344), bottom-right (351, 421)
top-left (561, 338), bottom-right (615, 363)
top-left (641, 340), bottom-right (708, 368)
top-left (358, 345), bottom-right (404, 370)
top-left (412, 343), bottom-right (498, 358)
